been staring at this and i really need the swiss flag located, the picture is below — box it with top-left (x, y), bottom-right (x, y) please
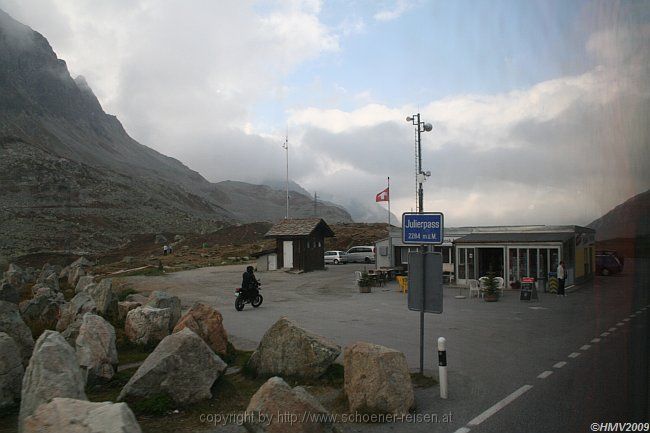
top-left (375, 188), bottom-right (389, 202)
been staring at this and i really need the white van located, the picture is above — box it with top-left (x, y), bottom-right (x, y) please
top-left (346, 246), bottom-right (376, 263)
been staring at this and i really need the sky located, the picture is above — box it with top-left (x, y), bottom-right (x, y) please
top-left (1, 0), bottom-right (648, 226)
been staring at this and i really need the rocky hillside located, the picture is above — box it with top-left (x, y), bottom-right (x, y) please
top-left (0, 9), bottom-right (351, 261)
top-left (588, 189), bottom-right (650, 241)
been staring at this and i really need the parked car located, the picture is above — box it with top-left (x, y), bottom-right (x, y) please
top-left (596, 250), bottom-right (624, 268)
top-left (346, 246), bottom-right (376, 263)
top-left (596, 254), bottom-right (622, 276)
top-left (324, 250), bottom-right (348, 265)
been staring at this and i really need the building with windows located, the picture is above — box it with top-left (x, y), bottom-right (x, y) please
top-left (375, 225), bottom-right (595, 286)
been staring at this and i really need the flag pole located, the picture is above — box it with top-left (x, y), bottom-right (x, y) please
top-left (387, 176), bottom-right (392, 269)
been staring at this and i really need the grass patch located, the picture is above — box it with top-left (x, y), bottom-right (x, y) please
top-left (130, 394), bottom-right (175, 415)
top-left (86, 368), bottom-right (137, 402)
top-left (410, 372), bottom-right (437, 388)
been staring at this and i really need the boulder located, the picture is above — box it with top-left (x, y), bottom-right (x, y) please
top-left (23, 397), bottom-right (142, 433)
top-left (19, 331), bottom-right (87, 425)
top-left (244, 376), bottom-right (339, 433)
top-left (172, 302), bottom-right (228, 356)
top-left (0, 332), bottom-right (24, 410)
top-left (61, 319), bottom-right (83, 347)
top-left (67, 266), bottom-right (87, 288)
top-left (247, 317), bottom-right (341, 379)
top-left (0, 280), bottom-right (19, 304)
top-left (86, 279), bottom-right (118, 320)
top-left (36, 264), bottom-right (61, 291)
top-left (19, 288), bottom-right (64, 337)
top-left (124, 307), bottom-right (170, 346)
top-left (56, 292), bottom-right (97, 332)
top-left (5, 263), bottom-right (25, 289)
top-left (125, 293), bottom-right (149, 304)
top-left (145, 291), bottom-right (181, 331)
top-left (343, 342), bottom-right (414, 415)
top-left (0, 300), bottom-right (35, 366)
top-left (118, 301), bottom-right (141, 322)
top-left (75, 314), bottom-right (118, 384)
top-left (74, 276), bottom-right (95, 294)
top-left (118, 328), bottom-right (226, 404)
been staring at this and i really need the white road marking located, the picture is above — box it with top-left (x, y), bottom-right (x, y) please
top-left (569, 352), bottom-right (581, 358)
top-left (454, 428), bottom-right (471, 433)
top-left (553, 361), bottom-right (567, 368)
top-left (601, 332), bottom-right (610, 337)
top-left (636, 310), bottom-right (642, 314)
top-left (580, 345), bottom-right (591, 351)
top-left (623, 318), bottom-right (630, 322)
top-left (630, 314), bottom-right (636, 318)
top-left (467, 385), bottom-right (533, 426)
top-left (608, 327), bottom-right (617, 332)
top-left (617, 322), bottom-right (624, 326)
top-left (537, 371), bottom-right (553, 379)
top-left (591, 338), bottom-right (601, 343)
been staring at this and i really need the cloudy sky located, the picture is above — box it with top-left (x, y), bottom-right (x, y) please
top-left (2, 0), bottom-right (648, 226)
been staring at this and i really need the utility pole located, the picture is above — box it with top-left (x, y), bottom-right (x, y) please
top-left (282, 129), bottom-right (289, 219)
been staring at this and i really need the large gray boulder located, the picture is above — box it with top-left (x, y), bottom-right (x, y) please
top-left (56, 292), bottom-right (97, 333)
top-left (0, 280), bottom-right (19, 304)
top-left (67, 266), bottom-right (87, 288)
top-left (343, 341), bottom-right (414, 415)
top-left (23, 397), bottom-right (142, 433)
top-left (247, 317), bottom-right (341, 380)
top-left (118, 301), bottom-right (141, 322)
top-left (61, 319), bottom-right (84, 347)
top-left (0, 300), bottom-right (35, 366)
top-left (75, 314), bottom-right (118, 384)
top-left (124, 306), bottom-right (170, 345)
top-left (74, 276), bottom-right (95, 294)
top-left (244, 376), bottom-right (339, 433)
top-left (36, 265), bottom-right (60, 291)
top-left (0, 332), bottom-right (24, 410)
top-left (19, 288), bottom-right (64, 337)
top-left (145, 291), bottom-right (181, 331)
top-left (85, 279), bottom-right (118, 320)
top-left (19, 331), bottom-right (87, 426)
top-left (118, 328), bottom-right (226, 404)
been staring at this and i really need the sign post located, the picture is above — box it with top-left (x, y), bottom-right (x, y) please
top-left (403, 212), bottom-right (444, 374)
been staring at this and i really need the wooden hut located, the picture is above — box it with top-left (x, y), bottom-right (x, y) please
top-left (265, 218), bottom-right (335, 272)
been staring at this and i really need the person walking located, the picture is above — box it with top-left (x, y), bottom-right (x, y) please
top-left (557, 261), bottom-right (567, 296)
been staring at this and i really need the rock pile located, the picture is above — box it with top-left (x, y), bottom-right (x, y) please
top-left (19, 288), bottom-right (64, 337)
top-left (0, 300), bottom-right (34, 366)
top-left (85, 279), bottom-right (118, 320)
top-left (55, 292), bottom-right (97, 333)
top-left (248, 317), bottom-right (341, 379)
top-left (145, 291), bottom-right (181, 331)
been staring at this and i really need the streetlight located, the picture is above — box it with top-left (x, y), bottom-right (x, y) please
top-left (406, 114), bottom-right (432, 214)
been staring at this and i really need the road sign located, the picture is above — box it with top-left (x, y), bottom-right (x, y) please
top-left (520, 277), bottom-right (538, 301)
top-left (402, 212), bottom-right (444, 244)
top-left (407, 252), bottom-right (443, 313)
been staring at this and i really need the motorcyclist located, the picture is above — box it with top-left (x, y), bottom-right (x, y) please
top-left (241, 265), bottom-right (259, 299)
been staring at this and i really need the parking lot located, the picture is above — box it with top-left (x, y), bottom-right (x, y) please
top-left (121, 259), bottom-right (649, 432)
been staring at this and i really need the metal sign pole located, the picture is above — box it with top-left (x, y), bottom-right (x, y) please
top-left (420, 248), bottom-right (425, 375)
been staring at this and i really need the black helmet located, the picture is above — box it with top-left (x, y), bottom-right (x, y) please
top-left (246, 266), bottom-right (254, 272)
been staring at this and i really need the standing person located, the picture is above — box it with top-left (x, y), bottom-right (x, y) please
top-left (557, 261), bottom-right (566, 296)
top-left (163, 245), bottom-right (168, 256)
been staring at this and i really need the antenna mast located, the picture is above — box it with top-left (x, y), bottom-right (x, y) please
top-left (282, 127), bottom-right (289, 219)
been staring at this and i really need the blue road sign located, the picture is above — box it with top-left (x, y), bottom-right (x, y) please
top-left (402, 212), bottom-right (444, 244)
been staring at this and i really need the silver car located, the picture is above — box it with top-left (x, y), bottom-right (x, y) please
top-left (324, 250), bottom-right (348, 265)
top-left (345, 246), bottom-right (376, 263)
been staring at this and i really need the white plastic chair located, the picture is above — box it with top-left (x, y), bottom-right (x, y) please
top-left (495, 277), bottom-right (505, 295)
top-left (468, 279), bottom-right (481, 298)
top-left (354, 271), bottom-right (363, 284)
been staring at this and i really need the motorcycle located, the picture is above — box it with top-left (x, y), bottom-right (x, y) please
top-left (235, 282), bottom-right (263, 311)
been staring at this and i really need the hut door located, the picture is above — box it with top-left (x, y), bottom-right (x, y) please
top-left (283, 241), bottom-right (294, 269)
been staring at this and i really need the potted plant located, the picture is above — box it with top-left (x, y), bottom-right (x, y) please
top-left (483, 272), bottom-right (499, 302)
top-left (358, 272), bottom-right (372, 293)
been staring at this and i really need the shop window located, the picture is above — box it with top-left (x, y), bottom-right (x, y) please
top-left (458, 248), bottom-right (466, 280)
top-left (509, 249), bottom-right (518, 282)
top-left (529, 249), bottom-right (538, 280)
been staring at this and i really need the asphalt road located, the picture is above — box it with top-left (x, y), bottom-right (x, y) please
top-left (121, 258), bottom-right (649, 433)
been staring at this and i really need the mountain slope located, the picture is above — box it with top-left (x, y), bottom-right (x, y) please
top-left (587, 189), bottom-right (650, 241)
top-left (0, 9), bottom-right (352, 259)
